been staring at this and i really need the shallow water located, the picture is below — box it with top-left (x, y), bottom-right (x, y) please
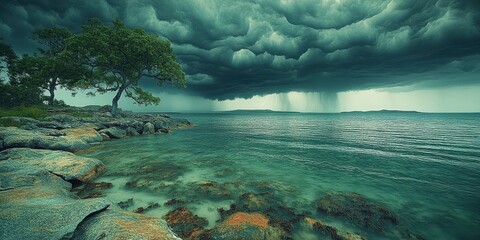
top-left (78, 112), bottom-right (480, 239)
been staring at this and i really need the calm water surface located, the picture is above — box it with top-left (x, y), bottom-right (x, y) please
top-left (79, 113), bottom-right (480, 239)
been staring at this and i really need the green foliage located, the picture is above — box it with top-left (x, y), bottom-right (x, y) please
top-left (13, 28), bottom-right (87, 105)
top-left (0, 79), bottom-right (44, 108)
top-left (0, 40), bottom-right (18, 80)
top-left (66, 18), bottom-right (186, 115)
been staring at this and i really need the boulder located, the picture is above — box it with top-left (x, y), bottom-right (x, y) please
top-left (0, 186), bottom-right (111, 240)
top-left (99, 127), bottom-right (126, 139)
top-left (142, 122), bottom-right (155, 134)
top-left (71, 205), bottom-right (180, 240)
top-left (315, 192), bottom-right (397, 231)
top-left (126, 127), bottom-right (139, 136)
top-left (0, 148), bottom-right (106, 183)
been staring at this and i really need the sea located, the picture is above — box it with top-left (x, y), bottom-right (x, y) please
top-left (78, 112), bottom-right (480, 239)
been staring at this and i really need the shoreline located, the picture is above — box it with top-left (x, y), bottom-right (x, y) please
top-left (0, 108), bottom-right (190, 239)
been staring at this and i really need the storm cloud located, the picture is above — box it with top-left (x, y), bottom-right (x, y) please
top-left (1, 0), bottom-right (479, 100)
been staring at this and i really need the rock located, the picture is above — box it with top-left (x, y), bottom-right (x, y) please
top-left (126, 127), bottom-right (139, 136)
top-left (200, 212), bottom-right (286, 240)
top-left (0, 148), bottom-right (106, 183)
top-left (315, 192), bottom-right (397, 231)
top-left (75, 182), bottom-right (113, 199)
top-left (0, 186), bottom-right (111, 240)
top-left (0, 140), bottom-right (3, 150)
top-left (45, 114), bottom-right (77, 123)
top-left (60, 124), bottom-right (103, 143)
top-left (0, 127), bottom-right (91, 152)
top-left (142, 122), bottom-right (155, 134)
top-left (71, 206), bottom-right (180, 240)
top-left (304, 217), bottom-right (367, 240)
top-left (99, 127), bottom-right (126, 139)
top-left (0, 160), bottom-right (71, 190)
top-left (164, 206), bottom-right (208, 240)
top-left (36, 121), bottom-right (68, 129)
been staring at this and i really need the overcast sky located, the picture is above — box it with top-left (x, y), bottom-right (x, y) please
top-left (1, 0), bottom-right (479, 112)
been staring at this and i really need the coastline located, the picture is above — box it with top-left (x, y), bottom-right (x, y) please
top-left (0, 107), bottom-right (190, 239)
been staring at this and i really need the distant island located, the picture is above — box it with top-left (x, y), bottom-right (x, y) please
top-left (341, 110), bottom-right (421, 114)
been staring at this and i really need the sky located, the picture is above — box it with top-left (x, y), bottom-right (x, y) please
top-left (1, 0), bottom-right (479, 112)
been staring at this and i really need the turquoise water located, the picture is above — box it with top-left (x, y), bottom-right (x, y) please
top-left (79, 113), bottom-right (480, 239)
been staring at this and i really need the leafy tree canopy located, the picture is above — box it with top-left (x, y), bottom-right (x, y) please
top-left (66, 18), bottom-right (186, 116)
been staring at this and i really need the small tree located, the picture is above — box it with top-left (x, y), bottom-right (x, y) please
top-left (66, 19), bottom-right (186, 116)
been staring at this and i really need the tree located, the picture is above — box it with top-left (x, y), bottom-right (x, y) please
top-left (66, 19), bottom-right (186, 116)
top-left (14, 28), bottom-right (86, 105)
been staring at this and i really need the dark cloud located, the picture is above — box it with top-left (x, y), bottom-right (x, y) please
top-left (1, 0), bottom-right (479, 100)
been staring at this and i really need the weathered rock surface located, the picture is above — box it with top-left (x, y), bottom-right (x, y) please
top-left (315, 192), bottom-right (397, 231)
top-left (72, 205), bottom-right (180, 240)
top-left (0, 127), bottom-right (91, 152)
top-left (0, 160), bottom-right (71, 190)
top-left (0, 148), bottom-right (105, 183)
top-left (0, 186), bottom-right (111, 240)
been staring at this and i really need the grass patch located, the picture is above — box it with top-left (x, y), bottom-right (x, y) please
top-left (0, 106), bottom-right (51, 119)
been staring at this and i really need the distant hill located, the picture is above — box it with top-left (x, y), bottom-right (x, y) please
top-left (225, 109), bottom-right (300, 114)
top-left (341, 110), bottom-right (421, 114)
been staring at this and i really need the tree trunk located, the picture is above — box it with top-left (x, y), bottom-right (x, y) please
top-left (48, 83), bottom-right (56, 105)
top-left (111, 85), bottom-right (126, 117)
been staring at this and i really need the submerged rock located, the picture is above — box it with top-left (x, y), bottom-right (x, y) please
top-left (304, 217), bottom-right (367, 240)
top-left (0, 186), bottom-right (110, 240)
top-left (315, 192), bottom-right (397, 231)
top-left (118, 198), bottom-right (134, 210)
top-left (218, 192), bottom-right (302, 233)
top-left (134, 202), bottom-right (161, 213)
top-left (0, 148), bottom-right (105, 183)
top-left (71, 205), bottom-right (180, 240)
top-left (164, 198), bottom-right (186, 206)
top-left (200, 212), bottom-right (287, 240)
top-left (164, 206), bottom-right (208, 240)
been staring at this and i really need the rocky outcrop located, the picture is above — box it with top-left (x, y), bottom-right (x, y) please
top-left (142, 122), bottom-right (155, 134)
top-left (0, 158), bottom-right (111, 240)
top-left (0, 148), bottom-right (105, 183)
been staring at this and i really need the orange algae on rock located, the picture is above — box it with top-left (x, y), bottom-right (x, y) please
top-left (224, 212), bottom-right (269, 228)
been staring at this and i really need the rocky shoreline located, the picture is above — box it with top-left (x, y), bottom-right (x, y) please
top-left (0, 107), bottom-right (190, 239)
